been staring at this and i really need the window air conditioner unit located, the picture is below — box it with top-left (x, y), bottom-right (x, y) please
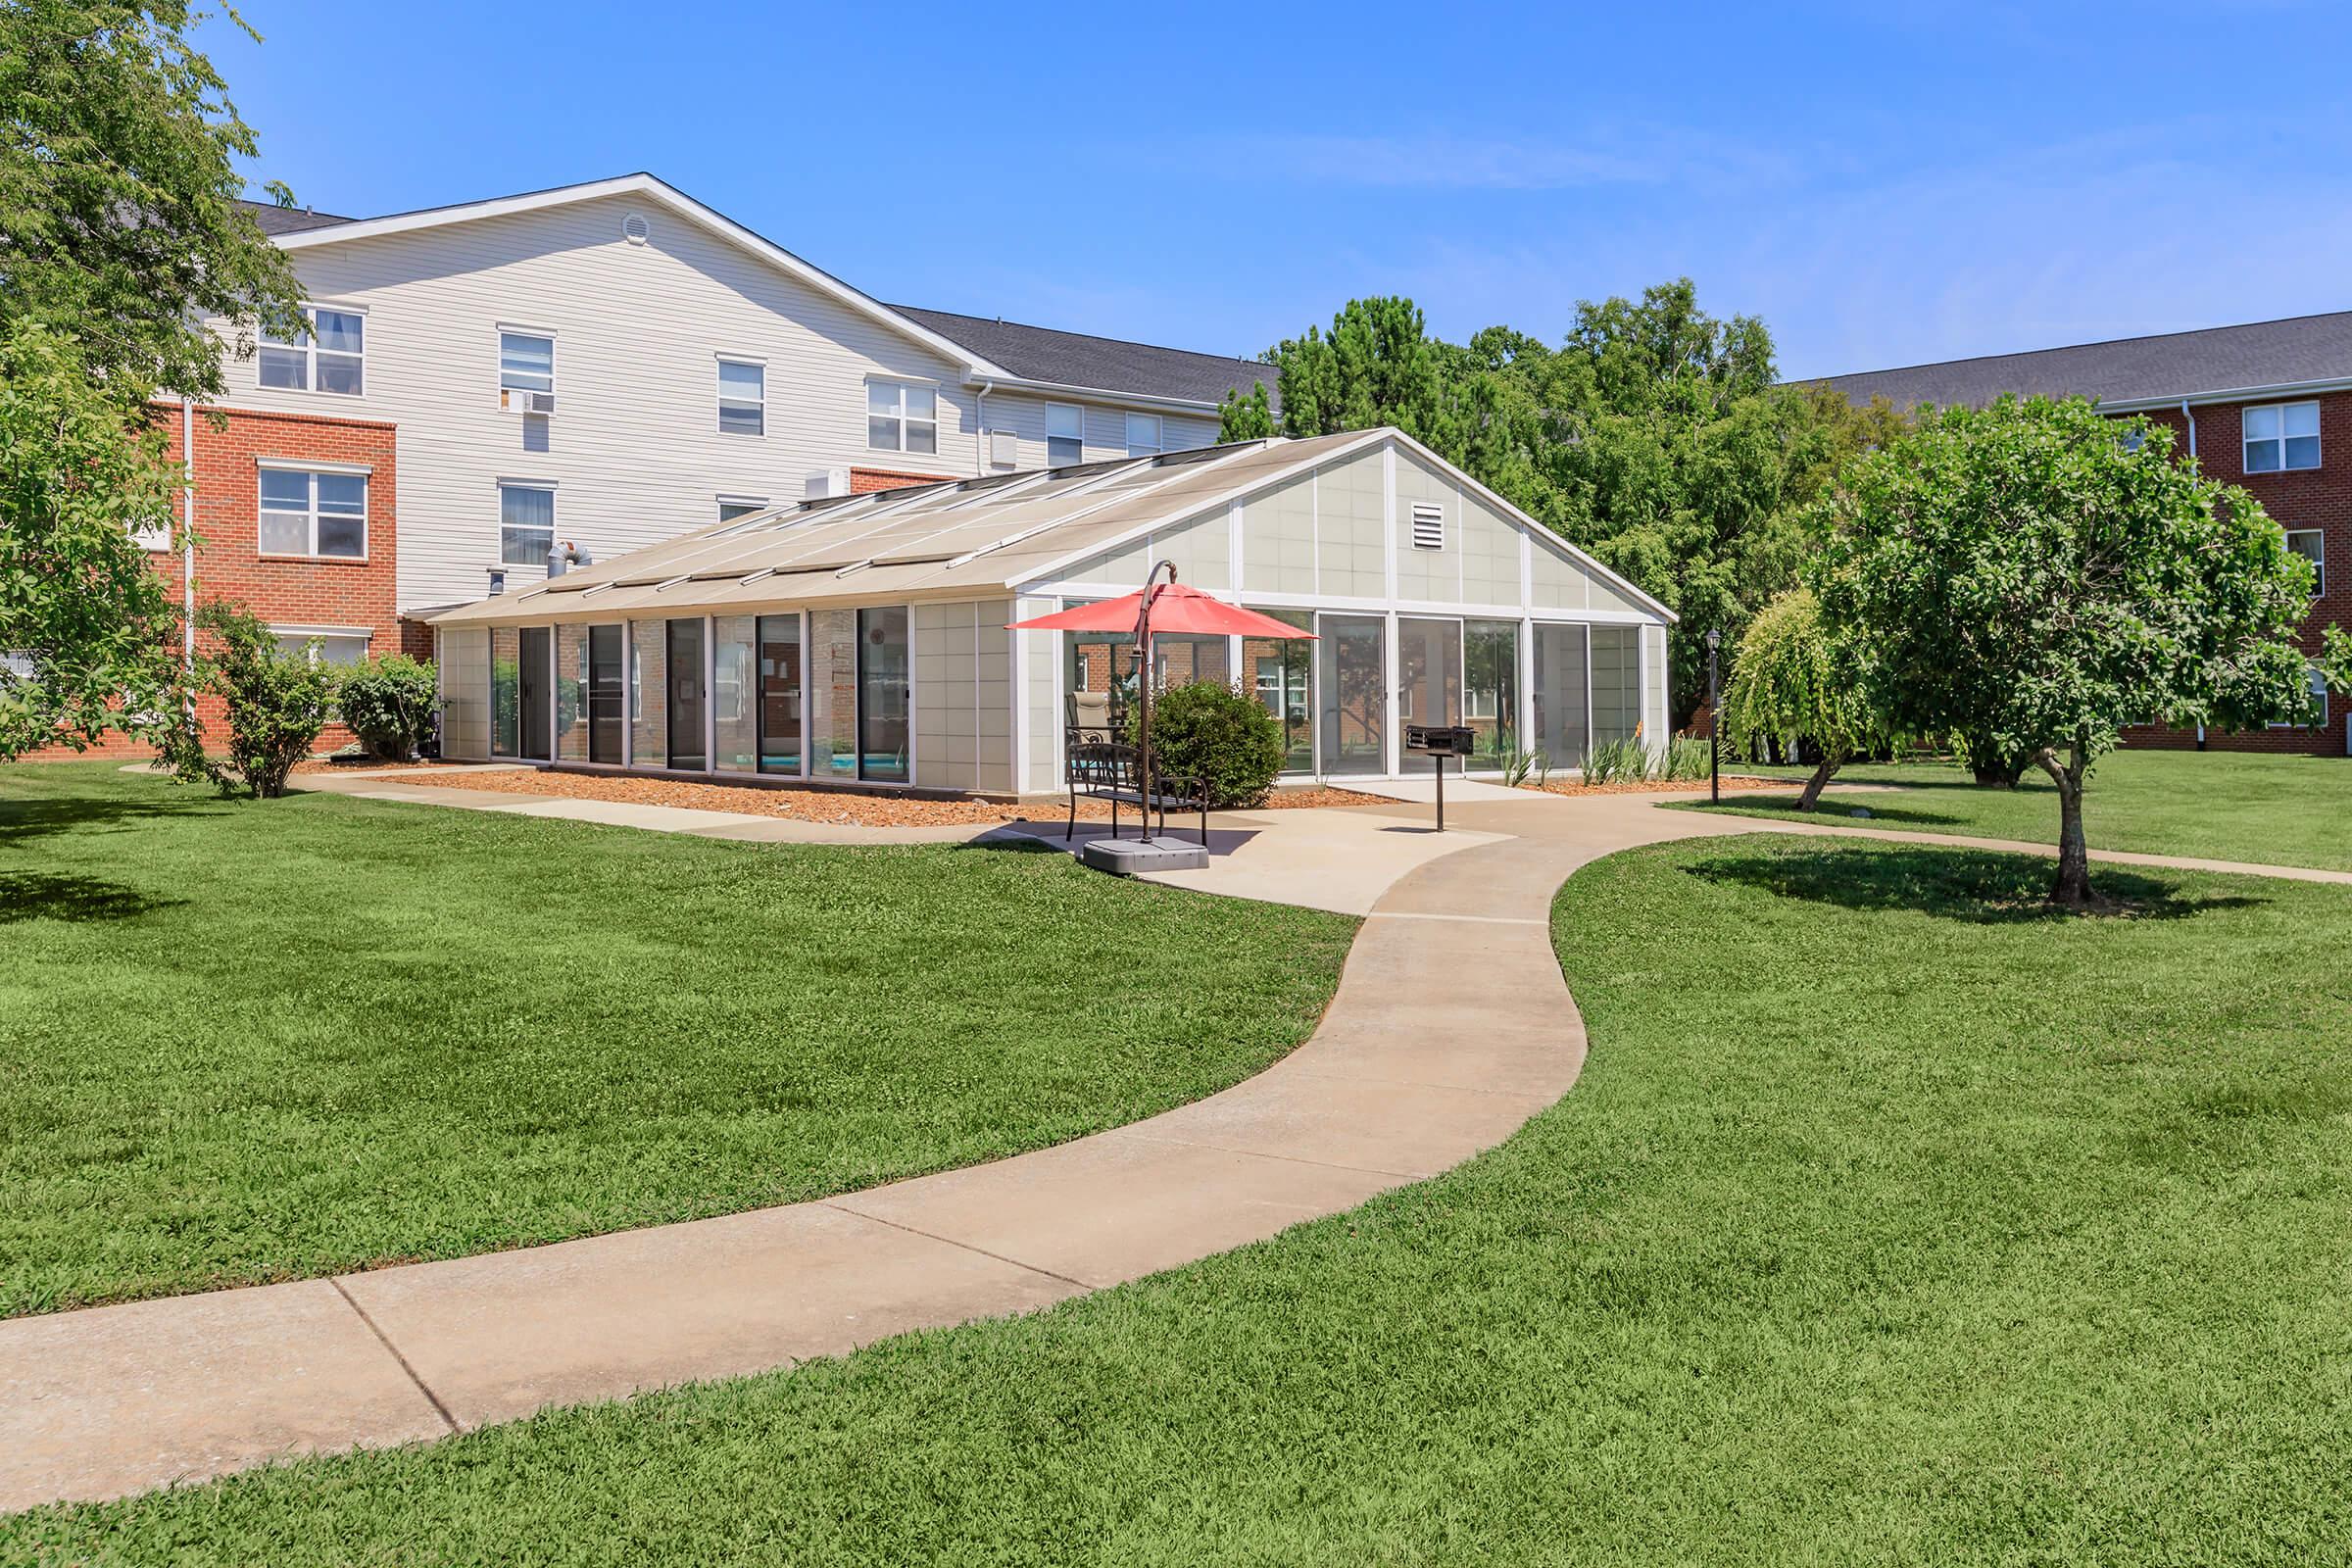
top-left (500, 387), bottom-right (557, 416)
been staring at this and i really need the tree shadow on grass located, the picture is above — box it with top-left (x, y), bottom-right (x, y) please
top-left (0, 790), bottom-right (227, 848)
top-left (1687, 844), bottom-right (2265, 924)
top-left (1711, 795), bottom-right (1975, 828)
top-left (0, 871), bottom-right (181, 924)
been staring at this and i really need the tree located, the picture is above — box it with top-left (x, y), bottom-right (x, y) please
top-left (193, 601), bottom-right (332, 796)
top-left (1718, 589), bottom-right (1882, 810)
top-left (1215, 377), bottom-right (1274, 442)
top-left (1247, 297), bottom-right (1468, 451)
top-left (1812, 397), bottom-right (2314, 908)
top-left (0, 320), bottom-right (185, 759)
top-left (0, 0), bottom-right (305, 409)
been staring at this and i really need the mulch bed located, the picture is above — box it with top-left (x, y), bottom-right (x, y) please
top-left (374, 767), bottom-right (1394, 829)
top-left (1525, 775), bottom-right (1797, 797)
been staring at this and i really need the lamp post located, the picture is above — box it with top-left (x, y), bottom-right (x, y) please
top-left (1705, 626), bottom-right (1722, 805)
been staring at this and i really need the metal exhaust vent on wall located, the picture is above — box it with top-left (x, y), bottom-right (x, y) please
top-left (622, 212), bottom-right (650, 245)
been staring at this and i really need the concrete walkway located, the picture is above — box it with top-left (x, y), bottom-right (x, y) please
top-left (5, 787), bottom-right (2341, 1512)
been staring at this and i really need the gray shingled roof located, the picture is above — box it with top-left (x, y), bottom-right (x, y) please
top-left (891, 305), bottom-right (1274, 409)
top-left (1817, 311), bottom-right (2352, 410)
top-left (234, 198), bottom-right (356, 236)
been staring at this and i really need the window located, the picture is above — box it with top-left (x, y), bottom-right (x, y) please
top-left (2286, 529), bottom-right (2325, 597)
top-left (499, 483), bottom-right (555, 565)
top-left (257, 466), bottom-right (367, 559)
top-left (259, 307), bottom-right (365, 396)
top-left (1410, 501), bottom-right (1446, 550)
top-left (1047, 403), bottom-right (1085, 466)
top-left (866, 380), bottom-right (937, 454)
top-left (1126, 413), bottom-right (1162, 456)
top-left (717, 496), bottom-right (768, 523)
top-left (2244, 401), bottom-right (2320, 473)
top-left (130, 512), bottom-right (172, 552)
top-left (499, 331), bottom-right (555, 395)
top-left (717, 358), bottom-right (764, 436)
top-left (2274, 664), bottom-right (2329, 729)
top-left (269, 627), bottom-right (371, 666)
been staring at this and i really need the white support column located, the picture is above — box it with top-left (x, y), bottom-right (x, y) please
top-left (1383, 609), bottom-right (1401, 779)
top-left (1517, 614), bottom-right (1536, 760)
top-left (703, 614), bottom-right (716, 774)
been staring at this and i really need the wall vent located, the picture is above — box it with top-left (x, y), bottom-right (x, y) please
top-left (1410, 501), bottom-right (1445, 550)
top-left (622, 212), bottom-right (650, 244)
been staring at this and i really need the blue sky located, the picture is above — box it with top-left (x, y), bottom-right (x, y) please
top-left (206, 1), bottom-right (2352, 381)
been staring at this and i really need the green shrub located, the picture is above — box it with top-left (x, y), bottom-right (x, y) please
top-left (336, 654), bottom-right (437, 760)
top-left (196, 602), bottom-right (333, 797)
top-left (1498, 746), bottom-right (1548, 788)
top-left (1662, 736), bottom-right (1712, 780)
top-left (1127, 681), bottom-right (1284, 808)
top-left (1585, 736), bottom-right (1652, 785)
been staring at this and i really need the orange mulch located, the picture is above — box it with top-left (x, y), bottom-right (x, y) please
top-left (291, 758), bottom-right (445, 774)
top-left (377, 766), bottom-right (1393, 828)
top-left (1525, 774), bottom-right (1796, 797)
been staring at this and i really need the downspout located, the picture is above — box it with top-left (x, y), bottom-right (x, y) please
top-left (180, 396), bottom-right (196, 673)
top-left (2183, 399), bottom-right (2205, 751)
top-left (974, 379), bottom-right (996, 476)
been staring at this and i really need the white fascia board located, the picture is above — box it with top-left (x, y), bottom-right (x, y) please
top-left (970, 374), bottom-right (1237, 416)
top-left (272, 173), bottom-right (1016, 383)
top-left (1382, 428), bottom-right (1681, 625)
top-left (2097, 376), bottom-right (2352, 415)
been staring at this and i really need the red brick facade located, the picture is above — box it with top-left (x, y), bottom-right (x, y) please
top-left (850, 466), bottom-right (954, 495)
top-left (2122, 393), bottom-right (2348, 756)
top-left (27, 403), bottom-right (401, 760)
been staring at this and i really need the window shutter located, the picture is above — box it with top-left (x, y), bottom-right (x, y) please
top-left (1410, 501), bottom-right (1445, 550)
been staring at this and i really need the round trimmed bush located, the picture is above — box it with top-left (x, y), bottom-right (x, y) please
top-left (1128, 681), bottom-right (1285, 808)
top-left (335, 654), bottom-right (438, 760)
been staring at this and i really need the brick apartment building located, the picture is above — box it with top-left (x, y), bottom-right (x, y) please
top-left (1823, 311), bottom-right (2352, 756)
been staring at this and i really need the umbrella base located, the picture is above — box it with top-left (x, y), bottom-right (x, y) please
top-left (1079, 835), bottom-right (1209, 875)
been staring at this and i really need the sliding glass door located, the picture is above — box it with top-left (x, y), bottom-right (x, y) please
top-left (1317, 613), bottom-right (1386, 775)
top-left (857, 606), bottom-right (908, 783)
top-left (665, 618), bottom-right (706, 770)
top-left (588, 625), bottom-right (623, 763)
top-left (757, 613), bottom-right (803, 774)
top-left (516, 626), bottom-right (553, 761)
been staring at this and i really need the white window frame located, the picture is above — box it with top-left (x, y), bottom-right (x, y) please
top-left (268, 623), bottom-right (374, 667)
top-left (498, 325), bottom-right (558, 396)
top-left (716, 355), bottom-right (765, 437)
top-left (866, 378), bottom-right (940, 456)
top-left (256, 460), bottom-right (370, 561)
top-left (716, 494), bottom-right (769, 523)
top-left (258, 304), bottom-right (367, 397)
top-left (1047, 403), bottom-right (1086, 467)
top-left (2243, 400), bottom-right (2321, 474)
top-left (2285, 528), bottom-right (2325, 597)
top-left (2273, 663), bottom-right (2330, 730)
top-left (1126, 412), bottom-right (1162, 457)
top-left (497, 479), bottom-right (558, 567)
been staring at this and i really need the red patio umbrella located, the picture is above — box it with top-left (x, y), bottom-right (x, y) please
top-left (1009, 565), bottom-right (1314, 841)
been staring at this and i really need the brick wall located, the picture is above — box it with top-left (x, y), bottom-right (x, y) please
top-left (2121, 393), bottom-right (2348, 757)
top-left (850, 466), bottom-right (954, 495)
top-left (24, 403), bottom-right (401, 760)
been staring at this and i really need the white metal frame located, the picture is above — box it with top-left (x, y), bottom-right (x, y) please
top-left (497, 478), bottom-right (559, 567)
top-left (715, 353), bottom-right (765, 438)
top-left (257, 302), bottom-right (367, 397)
top-left (255, 460), bottom-right (370, 562)
top-left (1046, 402), bottom-right (1086, 466)
top-left (865, 376), bottom-right (941, 457)
top-left (496, 324), bottom-right (558, 397)
top-left (2242, 399), bottom-right (2322, 473)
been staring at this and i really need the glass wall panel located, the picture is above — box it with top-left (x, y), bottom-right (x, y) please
top-left (665, 617), bottom-right (706, 770)
top-left (516, 627), bottom-right (553, 760)
top-left (490, 625), bottom-right (520, 757)
top-left (1151, 634), bottom-right (1229, 689)
top-left (1244, 610), bottom-right (1314, 773)
top-left (1591, 624), bottom-right (1642, 747)
top-left (1532, 623), bottom-right (1590, 769)
top-left (858, 606), bottom-right (910, 782)
top-left (629, 618), bottom-right (665, 767)
top-left (625, 625), bottom-right (662, 770)
top-left (1463, 619), bottom-right (1519, 768)
top-left (757, 613), bottom-right (804, 774)
top-left (557, 623), bottom-right (590, 762)
top-left (1066, 615), bottom-right (1138, 722)
top-left (712, 614), bottom-right (757, 772)
top-left (810, 608), bottom-right (858, 778)
top-left (1397, 616), bottom-right (1462, 743)
top-left (1318, 612), bottom-right (1386, 775)
top-left (588, 625), bottom-right (624, 764)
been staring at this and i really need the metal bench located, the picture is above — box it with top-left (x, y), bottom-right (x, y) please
top-left (1065, 732), bottom-right (1209, 847)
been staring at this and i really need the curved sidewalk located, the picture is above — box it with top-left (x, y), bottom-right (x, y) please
top-left (0, 796), bottom-right (1710, 1513)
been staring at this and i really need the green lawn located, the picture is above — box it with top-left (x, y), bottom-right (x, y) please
top-left (0, 764), bottom-right (1354, 1317)
top-left (1690, 748), bottom-right (2352, 870)
top-left (17, 833), bottom-right (2348, 1563)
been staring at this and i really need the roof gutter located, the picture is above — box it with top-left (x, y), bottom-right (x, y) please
top-left (2095, 373), bottom-right (2352, 415)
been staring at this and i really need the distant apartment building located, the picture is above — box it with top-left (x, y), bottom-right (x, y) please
top-left (126, 173), bottom-right (1268, 710)
top-left (1822, 312), bottom-right (2352, 756)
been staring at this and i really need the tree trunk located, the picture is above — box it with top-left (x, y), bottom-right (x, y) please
top-left (2034, 745), bottom-right (2094, 908)
top-left (1797, 756), bottom-right (1839, 810)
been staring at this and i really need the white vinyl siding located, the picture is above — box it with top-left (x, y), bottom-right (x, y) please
top-left (214, 192), bottom-right (1232, 611)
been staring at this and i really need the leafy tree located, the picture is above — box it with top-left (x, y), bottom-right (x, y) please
top-left (1719, 589), bottom-right (1883, 810)
top-left (0, 0), bottom-right (305, 408)
top-left (1215, 377), bottom-right (1274, 442)
top-left (192, 600), bottom-right (331, 796)
top-left (0, 320), bottom-right (185, 759)
top-left (334, 653), bottom-right (437, 760)
top-left (1249, 297), bottom-right (1469, 451)
top-left (1812, 397), bottom-right (2313, 908)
